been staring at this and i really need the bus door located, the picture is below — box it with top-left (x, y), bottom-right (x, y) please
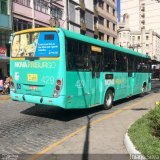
top-left (90, 46), bottom-right (103, 106)
top-left (127, 55), bottom-right (135, 96)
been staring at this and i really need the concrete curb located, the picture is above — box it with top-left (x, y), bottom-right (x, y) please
top-left (0, 95), bottom-right (10, 100)
top-left (124, 131), bottom-right (147, 160)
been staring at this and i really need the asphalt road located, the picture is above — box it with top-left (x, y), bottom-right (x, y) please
top-left (0, 80), bottom-right (159, 155)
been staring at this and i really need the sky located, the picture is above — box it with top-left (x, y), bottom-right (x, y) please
top-left (117, 0), bottom-right (120, 22)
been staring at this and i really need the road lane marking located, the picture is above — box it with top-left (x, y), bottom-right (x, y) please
top-left (29, 93), bottom-right (160, 160)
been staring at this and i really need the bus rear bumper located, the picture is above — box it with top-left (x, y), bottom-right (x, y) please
top-left (10, 91), bottom-right (65, 108)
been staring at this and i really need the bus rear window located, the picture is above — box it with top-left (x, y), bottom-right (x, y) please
top-left (12, 31), bottom-right (59, 57)
top-left (45, 34), bottom-right (54, 40)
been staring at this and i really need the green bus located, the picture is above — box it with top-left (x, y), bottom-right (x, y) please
top-left (10, 28), bottom-right (151, 109)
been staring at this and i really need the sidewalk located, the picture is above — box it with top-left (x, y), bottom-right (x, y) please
top-left (31, 93), bottom-right (160, 160)
top-left (0, 94), bottom-right (10, 101)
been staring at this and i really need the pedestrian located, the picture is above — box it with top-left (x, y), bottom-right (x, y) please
top-left (2, 76), bottom-right (10, 95)
top-left (0, 76), bottom-right (4, 94)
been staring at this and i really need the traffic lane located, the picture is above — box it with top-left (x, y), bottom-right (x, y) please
top-left (0, 81), bottom-right (159, 154)
top-left (0, 95), bottom-right (155, 155)
top-left (0, 80), bottom-right (158, 122)
top-left (28, 91), bottom-right (160, 160)
top-left (19, 79), bottom-right (160, 122)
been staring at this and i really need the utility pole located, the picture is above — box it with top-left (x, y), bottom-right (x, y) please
top-left (63, 0), bottom-right (68, 29)
top-left (31, 0), bottom-right (35, 28)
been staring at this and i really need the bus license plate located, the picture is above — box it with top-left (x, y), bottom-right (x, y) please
top-left (29, 86), bottom-right (38, 90)
top-left (28, 74), bottom-right (38, 81)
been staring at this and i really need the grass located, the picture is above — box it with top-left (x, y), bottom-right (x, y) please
top-left (128, 103), bottom-right (160, 159)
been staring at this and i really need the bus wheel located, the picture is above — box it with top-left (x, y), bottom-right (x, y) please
top-left (104, 90), bottom-right (114, 110)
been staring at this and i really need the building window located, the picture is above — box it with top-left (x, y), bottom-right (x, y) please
top-left (107, 35), bottom-right (110, 42)
top-left (0, 0), bottom-right (7, 15)
top-left (146, 35), bottom-right (149, 40)
top-left (80, 10), bottom-right (85, 23)
top-left (98, 16), bottom-right (104, 25)
top-left (99, 32), bottom-right (104, 41)
top-left (132, 36), bottom-right (135, 41)
top-left (113, 9), bottom-right (115, 16)
top-left (51, 5), bottom-right (63, 19)
top-left (138, 36), bottom-right (140, 40)
top-left (113, 38), bottom-right (116, 44)
top-left (94, 0), bottom-right (98, 6)
top-left (34, 0), bottom-right (48, 14)
top-left (13, 18), bottom-right (33, 32)
top-left (107, 20), bottom-right (109, 28)
top-left (106, 4), bottom-right (109, 12)
top-left (99, 0), bottom-right (104, 8)
top-left (14, 0), bottom-right (31, 7)
top-left (0, 32), bottom-right (10, 46)
top-left (113, 23), bottom-right (116, 31)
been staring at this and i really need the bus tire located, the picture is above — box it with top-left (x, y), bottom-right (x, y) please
top-left (103, 90), bottom-right (114, 110)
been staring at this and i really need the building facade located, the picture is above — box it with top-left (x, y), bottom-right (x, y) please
top-left (119, 0), bottom-right (160, 62)
top-left (62, 0), bottom-right (94, 37)
top-left (121, 0), bottom-right (160, 34)
top-left (13, 0), bottom-right (118, 41)
top-left (94, 0), bottom-right (117, 43)
top-left (13, 0), bottom-right (64, 32)
top-left (117, 14), bottom-right (160, 62)
top-left (63, 0), bottom-right (117, 43)
top-left (0, 0), bottom-right (12, 78)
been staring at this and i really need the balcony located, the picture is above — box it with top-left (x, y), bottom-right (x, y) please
top-left (97, 24), bottom-right (117, 37)
top-left (97, 6), bottom-right (117, 24)
top-left (0, 14), bottom-right (12, 30)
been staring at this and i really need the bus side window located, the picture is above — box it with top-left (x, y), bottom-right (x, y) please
top-left (75, 41), bottom-right (90, 71)
top-left (128, 55), bottom-right (134, 72)
top-left (116, 52), bottom-right (127, 72)
top-left (66, 38), bottom-right (76, 70)
top-left (104, 49), bottom-right (115, 72)
top-left (135, 57), bottom-right (143, 72)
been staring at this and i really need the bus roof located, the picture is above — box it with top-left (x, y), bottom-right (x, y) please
top-left (61, 28), bottom-right (150, 59)
top-left (14, 27), bottom-right (150, 59)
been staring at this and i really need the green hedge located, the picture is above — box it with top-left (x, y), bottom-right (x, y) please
top-left (128, 101), bottom-right (160, 157)
top-left (148, 102), bottom-right (160, 137)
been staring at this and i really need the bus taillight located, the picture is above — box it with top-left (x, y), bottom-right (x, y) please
top-left (53, 79), bottom-right (63, 97)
